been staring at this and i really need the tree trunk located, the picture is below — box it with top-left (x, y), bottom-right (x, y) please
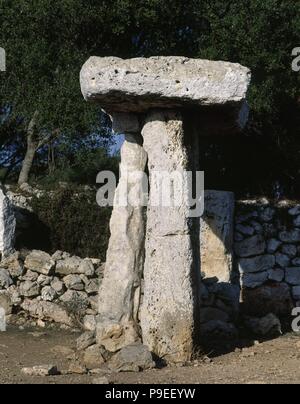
top-left (18, 111), bottom-right (39, 186)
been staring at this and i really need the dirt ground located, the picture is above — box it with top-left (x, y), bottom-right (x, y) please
top-left (1, 326), bottom-right (300, 384)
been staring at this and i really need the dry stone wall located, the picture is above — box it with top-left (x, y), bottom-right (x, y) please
top-left (0, 250), bottom-right (104, 331)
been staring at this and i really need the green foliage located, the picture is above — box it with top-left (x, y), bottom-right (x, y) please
top-left (1, 0), bottom-right (300, 196)
top-left (28, 187), bottom-right (112, 260)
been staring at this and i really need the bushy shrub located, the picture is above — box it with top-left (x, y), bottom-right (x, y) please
top-left (28, 187), bottom-right (111, 260)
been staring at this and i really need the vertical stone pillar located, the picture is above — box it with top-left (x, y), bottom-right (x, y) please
top-left (97, 113), bottom-right (148, 352)
top-left (141, 110), bottom-right (198, 363)
top-left (0, 185), bottom-right (16, 258)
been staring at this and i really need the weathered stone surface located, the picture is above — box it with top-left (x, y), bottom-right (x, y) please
top-left (21, 365), bottom-right (59, 377)
top-left (108, 343), bottom-right (155, 372)
top-left (239, 255), bottom-right (275, 274)
top-left (51, 278), bottom-right (65, 295)
top-left (81, 344), bottom-right (105, 370)
top-left (97, 131), bottom-right (147, 351)
top-left (279, 230), bottom-right (300, 243)
top-left (285, 268), bottom-right (300, 286)
top-left (281, 244), bottom-right (297, 258)
top-left (141, 110), bottom-right (198, 363)
top-left (241, 283), bottom-right (293, 316)
top-left (242, 271), bottom-right (268, 289)
top-left (63, 274), bottom-right (84, 291)
top-left (21, 299), bottom-right (74, 326)
top-left (244, 314), bottom-right (282, 337)
top-left (0, 186), bottom-right (16, 257)
top-left (56, 257), bottom-right (94, 277)
top-left (235, 224), bottom-right (254, 236)
top-left (234, 235), bottom-right (266, 258)
top-left (41, 286), bottom-right (57, 302)
top-left (0, 290), bottom-right (12, 314)
top-left (83, 314), bottom-right (97, 331)
top-left (37, 274), bottom-right (52, 287)
top-left (0, 268), bottom-right (13, 288)
top-left (19, 281), bottom-right (40, 298)
top-left (275, 253), bottom-right (290, 268)
top-left (76, 331), bottom-right (96, 351)
top-left (292, 286), bottom-right (300, 300)
top-left (24, 250), bottom-right (55, 275)
top-left (0, 252), bottom-right (24, 278)
top-left (268, 268), bottom-right (284, 282)
top-left (200, 190), bottom-right (234, 282)
top-left (60, 290), bottom-right (89, 311)
top-left (81, 57), bottom-right (250, 117)
top-left (267, 239), bottom-right (281, 254)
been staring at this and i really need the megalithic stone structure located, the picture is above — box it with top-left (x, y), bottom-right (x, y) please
top-left (0, 185), bottom-right (16, 258)
top-left (80, 56), bottom-right (251, 362)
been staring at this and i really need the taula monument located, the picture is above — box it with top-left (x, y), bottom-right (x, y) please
top-left (80, 56), bottom-right (251, 363)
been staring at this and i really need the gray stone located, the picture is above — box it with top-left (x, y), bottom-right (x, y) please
top-left (239, 255), bottom-right (275, 274)
top-left (83, 314), bottom-right (97, 331)
top-left (80, 56), bottom-right (250, 122)
top-left (275, 253), bottom-right (290, 268)
top-left (234, 233), bottom-right (244, 242)
top-left (141, 110), bottom-right (197, 363)
top-left (19, 281), bottom-right (40, 298)
top-left (234, 235), bottom-right (266, 258)
top-left (97, 131), bottom-right (147, 353)
top-left (76, 331), bottom-right (96, 351)
top-left (85, 279), bottom-right (99, 295)
top-left (281, 244), bottom-right (297, 258)
top-left (60, 290), bottom-right (89, 312)
top-left (0, 268), bottom-right (13, 288)
top-left (268, 268), bottom-right (284, 282)
top-left (292, 258), bottom-right (300, 266)
top-left (294, 216), bottom-right (300, 227)
top-left (50, 278), bottom-right (65, 295)
top-left (235, 224), bottom-right (254, 236)
top-left (21, 270), bottom-right (39, 282)
top-left (200, 190), bottom-right (235, 282)
top-left (286, 268), bottom-right (300, 285)
top-left (0, 252), bottom-right (24, 278)
top-left (56, 257), bottom-right (94, 277)
top-left (0, 186), bottom-right (16, 257)
top-left (0, 290), bottom-right (12, 314)
top-left (259, 207), bottom-right (275, 222)
top-left (41, 286), bottom-right (57, 302)
top-left (279, 230), bottom-right (300, 243)
top-left (81, 344), bottom-right (106, 370)
top-left (37, 274), bottom-right (52, 287)
top-left (289, 206), bottom-right (300, 216)
top-left (242, 271), bottom-right (268, 289)
top-left (21, 365), bottom-right (59, 377)
top-left (292, 286), bottom-right (300, 300)
top-left (108, 343), bottom-right (155, 372)
top-left (24, 250), bottom-right (55, 275)
top-left (63, 274), bottom-right (85, 291)
top-left (244, 314), bottom-right (282, 337)
top-left (267, 239), bottom-right (281, 254)
top-left (249, 221), bottom-right (263, 234)
top-left (21, 299), bottom-right (74, 326)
